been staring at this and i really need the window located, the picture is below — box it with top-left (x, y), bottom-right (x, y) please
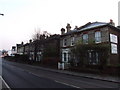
top-left (83, 34), bottom-right (88, 44)
top-left (88, 51), bottom-right (99, 65)
top-left (110, 34), bottom-right (118, 43)
top-left (95, 52), bottom-right (99, 64)
top-left (111, 43), bottom-right (117, 54)
top-left (64, 53), bottom-right (66, 62)
top-left (71, 37), bottom-right (75, 46)
top-left (95, 31), bottom-right (101, 43)
top-left (63, 39), bottom-right (67, 46)
top-left (88, 52), bottom-right (92, 63)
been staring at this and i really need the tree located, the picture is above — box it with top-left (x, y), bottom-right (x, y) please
top-left (43, 45), bottom-right (58, 58)
top-left (2, 50), bottom-right (8, 56)
top-left (32, 29), bottom-right (42, 41)
top-left (32, 29), bottom-right (52, 62)
top-left (32, 29), bottom-right (51, 41)
top-left (70, 41), bottom-right (110, 67)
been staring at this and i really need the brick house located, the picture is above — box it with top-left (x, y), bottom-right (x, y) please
top-left (16, 34), bottom-right (60, 65)
top-left (28, 40), bottom-right (35, 61)
top-left (60, 20), bottom-right (120, 69)
top-left (28, 34), bottom-right (60, 64)
top-left (16, 42), bottom-right (24, 55)
top-left (24, 43), bottom-right (29, 55)
top-left (34, 39), bottom-right (44, 62)
top-left (42, 34), bottom-right (60, 65)
top-left (11, 46), bottom-right (17, 56)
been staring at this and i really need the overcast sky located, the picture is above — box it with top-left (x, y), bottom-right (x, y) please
top-left (0, 0), bottom-right (119, 51)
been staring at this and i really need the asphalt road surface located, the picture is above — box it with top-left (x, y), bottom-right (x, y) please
top-left (1, 58), bottom-right (120, 89)
top-left (1, 59), bottom-right (72, 88)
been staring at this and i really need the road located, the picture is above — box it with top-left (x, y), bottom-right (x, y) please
top-left (1, 58), bottom-right (72, 89)
top-left (1, 58), bottom-right (119, 89)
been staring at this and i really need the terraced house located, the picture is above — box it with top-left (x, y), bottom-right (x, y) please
top-left (16, 42), bottom-right (24, 55)
top-left (16, 34), bottom-right (60, 66)
top-left (60, 20), bottom-right (120, 69)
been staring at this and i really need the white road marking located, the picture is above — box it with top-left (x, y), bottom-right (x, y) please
top-left (0, 76), bottom-right (11, 89)
top-left (27, 71), bottom-right (82, 89)
top-left (54, 80), bottom-right (81, 88)
top-left (29, 72), bottom-right (41, 77)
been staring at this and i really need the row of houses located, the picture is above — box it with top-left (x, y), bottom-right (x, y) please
top-left (12, 20), bottom-right (120, 69)
top-left (14, 34), bottom-right (60, 64)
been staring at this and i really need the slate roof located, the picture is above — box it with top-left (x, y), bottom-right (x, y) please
top-left (78, 22), bottom-right (108, 31)
top-left (61, 30), bottom-right (78, 36)
top-left (61, 22), bottom-right (110, 36)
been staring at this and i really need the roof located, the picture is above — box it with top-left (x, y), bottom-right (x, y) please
top-left (61, 30), bottom-right (78, 36)
top-left (45, 34), bottom-right (60, 42)
top-left (61, 22), bottom-right (110, 36)
top-left (78, 22), bottom-right (108, 31)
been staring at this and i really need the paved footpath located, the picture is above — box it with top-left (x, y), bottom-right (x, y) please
top-left (26, 64), bottom-right (120, 83)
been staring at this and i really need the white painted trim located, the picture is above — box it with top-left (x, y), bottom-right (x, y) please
top-left (110, 34), bottom-right (118, 44)
top-left (55, 80), bottom-right (80, 88)
top-left (0, 76), bottom-right (11, 89)
top-left (61, 49), bottom-right (70, 63)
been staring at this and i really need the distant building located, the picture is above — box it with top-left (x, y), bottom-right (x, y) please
top-left (1, 50), bottom-right (8, 57)
top-left (16, 42), bottom-right (24, 55)
top-left (7, 50), bottom-right (12, 56)
top-left (11, 46), bottom-right (17, 56)
top-left (0, 51), bottom-right (2, 57)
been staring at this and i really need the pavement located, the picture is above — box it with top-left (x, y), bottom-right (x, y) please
top-left (2, 58), bottom-right (120, 84)
top-left (26, 64), bottom-right (120, 83)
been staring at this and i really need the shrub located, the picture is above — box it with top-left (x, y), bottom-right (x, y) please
top-left (70, 43), bottom-right (110, 67)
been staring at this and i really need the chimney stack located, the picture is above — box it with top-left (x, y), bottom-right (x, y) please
top-left (29, 39), bottom-right (32, 43)
top-left (21, 42), bottom-right (24, 45)
top-left (61, 28), bottom-right (65, 35)
top-left (109, 19), bottom-right (115, 26)
top-left (66, 23), bottom-right (71, 32)
top-left (74, 26), bottom-right (78, 30)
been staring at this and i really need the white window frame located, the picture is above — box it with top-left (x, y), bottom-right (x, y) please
top-left (110, 34), bottom-right (118, 44)
top-left (71, 37), bottom-right (75, 46)
top-left (95, 31), bottom-right (101, 43)
top-left (63, 38), bottom-right (67, 47)
top-left (62, 49), bottom-right (69, 62)
top-left (83, 34), bottom-right (88, 44)
top-left (111, 43), bottom-right (118, 54)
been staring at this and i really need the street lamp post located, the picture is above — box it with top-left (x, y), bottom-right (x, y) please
top-left (0, 13), bottom-right (4, 16)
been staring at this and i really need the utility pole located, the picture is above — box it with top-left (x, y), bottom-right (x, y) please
top-left (0, 13), bottom-right (4, 16)
top-left (118, 1), bottom-right (120, 26)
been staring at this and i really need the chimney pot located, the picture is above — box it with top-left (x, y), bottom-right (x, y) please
top-left (21, 42), bottom-right (24, 45)
top-left (74, 26), bottom-right (78, 30)
top-left (66, 23), bottom-right (71, 32)
top-left (109, 19), bottom-right (115, 26)
top-left (61, 28), bottom-right (65, 35)
top-left (29, 39), bottom-right (32, 43)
